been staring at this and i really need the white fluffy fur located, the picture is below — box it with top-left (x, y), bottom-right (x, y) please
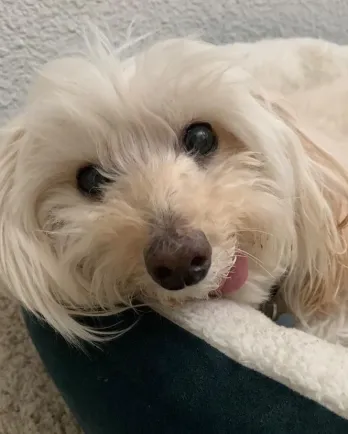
top-left (2, 33), bottom-right (348, 344)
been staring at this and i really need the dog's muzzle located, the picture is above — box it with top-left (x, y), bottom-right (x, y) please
top-left (144, 229), bottom-right (212, 291)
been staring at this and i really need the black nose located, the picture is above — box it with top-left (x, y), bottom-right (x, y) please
top-left (144, 229), bottom-right (212, 291)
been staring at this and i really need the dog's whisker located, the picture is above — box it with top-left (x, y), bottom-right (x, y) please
top-left (237, 248), bottom-right (276, 279)
top-left (36, 229), bottom-right (81, 237)
top-left (236, 228), bottom-right (274, 236)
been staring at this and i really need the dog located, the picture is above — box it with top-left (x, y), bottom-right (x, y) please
top-left (2, 33), bottom-right (348, 344)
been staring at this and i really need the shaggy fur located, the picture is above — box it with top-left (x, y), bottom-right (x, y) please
top-left (2, 33), bottom-right (348, 344)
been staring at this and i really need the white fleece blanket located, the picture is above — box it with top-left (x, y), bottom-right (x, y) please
top-left (158, 37), bottom-right (348, 420)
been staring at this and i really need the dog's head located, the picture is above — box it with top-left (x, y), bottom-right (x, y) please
top-left (1, 36), bottom-right (347, 341)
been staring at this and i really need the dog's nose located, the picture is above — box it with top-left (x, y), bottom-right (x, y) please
top-left (144, 229), bottom-right (212, 291)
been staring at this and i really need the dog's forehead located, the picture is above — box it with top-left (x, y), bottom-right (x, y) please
top-left (111, 41), bottom-right (236, 129)
top-left (123, 39), bottom-right (226, 94)
top-left (32, 38), bottom-right (248, 129)
top-left (25, 39), bottom-right (253, 166)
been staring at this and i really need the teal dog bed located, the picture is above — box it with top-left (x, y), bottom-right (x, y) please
top-left (24, 308), bottom-right (348, 434)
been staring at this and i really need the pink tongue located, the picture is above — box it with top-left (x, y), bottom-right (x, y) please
top-left (219, 255), bottom-right (248, 294)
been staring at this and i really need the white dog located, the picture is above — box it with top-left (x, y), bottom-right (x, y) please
top-left (2, 33), bottom-right (348, 344)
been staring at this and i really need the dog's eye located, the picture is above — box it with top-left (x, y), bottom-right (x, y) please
top-left (183, 122), bottom-right (218, 156)
top-left (76, 164), bottom-right (109, 198)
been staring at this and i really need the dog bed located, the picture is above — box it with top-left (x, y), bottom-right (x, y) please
top-left (25, 37), bottom-right (348, 431)
top-left (24, 308), bottom-right (348, 434)
top-left (160, 301), bottom-right (348, 419)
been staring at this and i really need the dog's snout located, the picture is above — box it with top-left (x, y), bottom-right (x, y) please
top-left (144, 229), bottom-right (212, 291)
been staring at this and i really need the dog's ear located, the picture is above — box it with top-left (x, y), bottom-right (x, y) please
top-left (0, 118), bottom-right (98, 342)
top-left (269, 100), bottom-right (348, 321)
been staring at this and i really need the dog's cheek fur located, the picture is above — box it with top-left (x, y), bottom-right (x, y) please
top-left (0, 122), bottom-right (102, 342)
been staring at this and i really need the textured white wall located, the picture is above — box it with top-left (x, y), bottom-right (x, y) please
top-left (0, 0), bottom-right (348, 119)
